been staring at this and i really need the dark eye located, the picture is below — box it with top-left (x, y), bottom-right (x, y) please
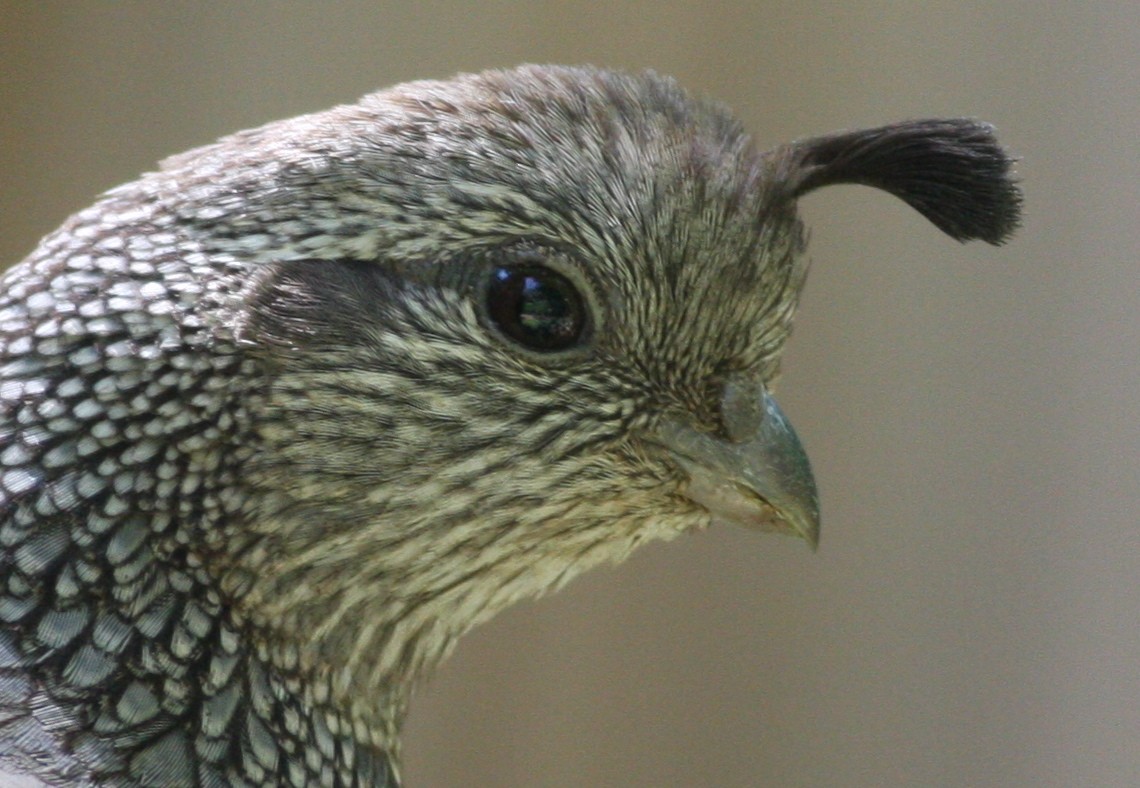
top-left (486, 265), bottom-right (587, 352)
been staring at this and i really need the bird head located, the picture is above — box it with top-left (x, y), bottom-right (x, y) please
top-left (131, 66), bottom-right (1016, 734)
top-left (84, 65), bottom-right (1018, 745)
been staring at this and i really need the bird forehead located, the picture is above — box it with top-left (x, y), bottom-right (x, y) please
top-left (366, 65), bottom-right (767, 215)
top-left (354, 67), bottom-right (787, 296)
top-left (157, 66), bottom-right (778, 280)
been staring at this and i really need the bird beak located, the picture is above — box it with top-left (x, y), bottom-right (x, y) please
top-left (655, 380), bottom-right (820, 549)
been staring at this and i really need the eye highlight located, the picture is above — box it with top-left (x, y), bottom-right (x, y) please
top-left (486, 265), bottom-right (587, 352)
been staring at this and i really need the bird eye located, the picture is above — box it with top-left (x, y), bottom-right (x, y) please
top-left (486, 265), bottom-right (587, 352)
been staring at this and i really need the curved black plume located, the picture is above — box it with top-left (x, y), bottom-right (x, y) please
top-left (778, 119), bottom-right (1022, 245)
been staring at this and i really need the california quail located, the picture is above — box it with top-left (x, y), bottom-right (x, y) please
top-left (0, 65), bottom-right (1020, 786)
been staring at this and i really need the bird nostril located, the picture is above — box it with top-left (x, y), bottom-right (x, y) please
top-left (720, 377), bottom-right (768, 443)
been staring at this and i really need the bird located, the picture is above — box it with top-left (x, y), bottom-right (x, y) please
top-left (0, 64), bottom-right (1020, 787)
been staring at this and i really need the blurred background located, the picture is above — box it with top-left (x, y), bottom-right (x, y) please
top-left (2, 2), bottom-right (1137, 786)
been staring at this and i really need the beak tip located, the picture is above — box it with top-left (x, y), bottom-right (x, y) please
top-left (806, 528), bottom-right (821, 552)
top-left (788, 509), bottom-right (821, 552)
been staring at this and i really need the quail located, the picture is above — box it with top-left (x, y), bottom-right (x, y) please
top-left (0, 65), bottom-right (1020, 787)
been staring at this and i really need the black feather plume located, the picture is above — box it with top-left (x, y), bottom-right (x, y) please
top-left (779, 119), bottom-right (1022, 245)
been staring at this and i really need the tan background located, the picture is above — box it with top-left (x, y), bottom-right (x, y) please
top-left (2, 3), bottom-right (1138, 786)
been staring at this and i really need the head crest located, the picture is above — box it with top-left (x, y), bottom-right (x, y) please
top-left (776, 119), bottom-right (1021, 244)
